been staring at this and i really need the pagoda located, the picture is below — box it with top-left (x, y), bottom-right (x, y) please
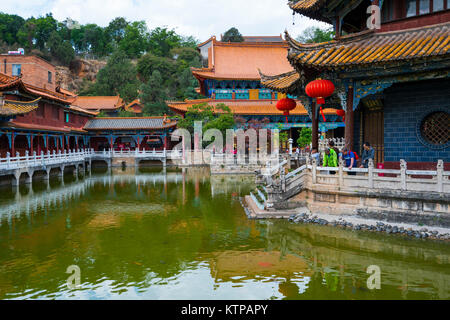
top-left (167, 35), bottom-right (345, 141)
top-left (261, 0), bottom-right (450, 169)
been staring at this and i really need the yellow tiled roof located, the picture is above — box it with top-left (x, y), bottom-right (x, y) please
top-left (259, 70), bottom-right (302, 93)
top-left (289, 0), bottom-right (328, 23)
top-left (286, 22), bottom-right (450, 68)
top-left (167, 98), bottom-right (338, 116)
top-left (0, 97), bottom-right (41, 116)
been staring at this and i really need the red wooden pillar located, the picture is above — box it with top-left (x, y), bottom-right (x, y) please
top-left (30, 135), bottom-right (34, 155)
top-left (345, 86), bottom-right (355, 151)
top-left (56, 136), bottom-right (60, 153)
top-left (76, 136), bottom-right (79, 151)
top-left (11, 131), bottom-right (15, 155)
top-left (164, 134), bottom-right (168, 150)
top-left (311, 102), bottom-right (319, 151)
top-left (46, 135), bottom-right (49, 153)
top-left (137, 136), bottom-right (141, 151)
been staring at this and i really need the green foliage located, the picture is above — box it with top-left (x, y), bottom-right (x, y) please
top-left (296, 27), bottom-right (334, 44)
top-left (119, 21), bottom-right (149, 58)
top-left (0, 13), bottom-right (25, 45)
top-left (0, 12), bottom-right (202, 111)
top-left (140, 70), bottom-right (169, 116)
top-left (47, 31), bottom-right (75, 65)
top-left (80, 49), bottom-right (139, 103)
top-left (117, 109), bottom-right (136, 117)
top-left (177, 103), bottom-right (235, 136)
top-left (222, 27), bottom-right (244, 42)
top-left (106, 17), bottom-right (129, 44)
top-left (297, 128), bottom-right (312, 148)
top-left (137, 53), bottom-right (175, 83)
top-left (148, 27), bottom-right (183, 57)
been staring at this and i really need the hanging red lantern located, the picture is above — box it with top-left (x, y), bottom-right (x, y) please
top-left (305, 79), bottom-right (335, 122)
top-left (336, 109), bottom-right (346, 122)
top-left (276, 98), bottom-right (297, 124)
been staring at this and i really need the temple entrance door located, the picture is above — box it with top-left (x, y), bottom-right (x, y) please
top-left (363, 104), bottom-right (384, 165)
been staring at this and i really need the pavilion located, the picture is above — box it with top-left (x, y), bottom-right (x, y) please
top-left (261, 0), bottom-right (450, 169)
top-left (167, 35), bottom-right (345, 142)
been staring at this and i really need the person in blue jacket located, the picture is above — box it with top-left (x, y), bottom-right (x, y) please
top-left (342, 148), bottom-right (356, 175)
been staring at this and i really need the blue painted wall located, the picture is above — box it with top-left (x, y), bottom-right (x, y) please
top-left (384, 79), bottom-right (450, 163)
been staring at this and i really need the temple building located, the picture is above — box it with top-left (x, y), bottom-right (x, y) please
top-left (0, 53), bottom-right (177, 156)
top-left (261, 0), bottom-right (449, 169)
top-left (167, 35), bottom-right (345, 141)
top-left (85, 116), bottom-right (177, 151)
top-left (125, 99), bottom-right (144, 115)
top-left (72, 96), bottom-right (125, 116)
top-left (0, 72), bottom-right (96, 157)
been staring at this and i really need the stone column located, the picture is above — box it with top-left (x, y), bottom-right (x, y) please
top-left (400, 159), bottom-right (407, 191)
top-left (344, 85), bottom-right (354, 151)
top-left (437, 160), bottom-right (444, 193)
top-left (311, 102), bottom-right (319, 151)
top-left (288, 138), bottom-right (293, 156)
top-left (368, 159), bottom-right (374, 189)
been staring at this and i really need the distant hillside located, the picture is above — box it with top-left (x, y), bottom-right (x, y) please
top-left (56, 59), bottom-right (107, 93)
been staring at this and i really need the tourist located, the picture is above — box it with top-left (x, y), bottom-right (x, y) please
top-left (311, 148), bottom-right (320, 165)
top-left (342, 148), bottom-right (356, 175)
top-left (323, 148), bottom-right (337, 174)
top-left (360, 142), bottom-right (375, 168)
top-left (328, 141), bottom-right (340, 158)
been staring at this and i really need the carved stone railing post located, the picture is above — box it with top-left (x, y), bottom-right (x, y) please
top-left (312, 158), bottom-right (317, 184)
top-left (25, 150), bottom-right (29, 164)
top-left (400, 159), bottom-right (407, 191)
top-left (437, 160), bottom-right (444, 193)
top-left (41, 151), bottom-right (45, 165)
top-left (368, 159), bottom-right (374, 189)
top-left (6, 152), bottom-right (10, 169)
top-left (338, 157), bottom-right (344, 187)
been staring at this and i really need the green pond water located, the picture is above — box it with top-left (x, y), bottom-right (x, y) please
top-left (0, 167), bottom-right (449, 300)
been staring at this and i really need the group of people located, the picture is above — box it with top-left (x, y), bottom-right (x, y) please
top-left (310, 141), bottom-right (375, 175)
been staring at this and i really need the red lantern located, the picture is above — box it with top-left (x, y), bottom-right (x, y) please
top-left (336, 109), bottom-right (345, 122)
top-left (305, 79), bottom-right (335, 122)
top-left (276, 98), bottom-right (297, 123)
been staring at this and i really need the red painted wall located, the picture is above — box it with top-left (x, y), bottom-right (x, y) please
top-left (10, 98), bottom-right (91, 131)
top-left (384, 161), bottom-right (450, 171)
top-left (380, 10), bottom-right (450, 32)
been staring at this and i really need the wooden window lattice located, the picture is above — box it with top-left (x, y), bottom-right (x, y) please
top-left (420, 111), bottom-right (449, 146)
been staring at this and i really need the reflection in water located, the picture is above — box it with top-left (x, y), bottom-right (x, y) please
top-left (0, 168), bottom-right (448, 300)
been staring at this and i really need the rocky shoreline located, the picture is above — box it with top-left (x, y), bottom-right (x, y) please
top-left (289, 212), bottom-right (450, 241)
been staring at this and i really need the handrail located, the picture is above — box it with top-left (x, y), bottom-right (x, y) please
top-left (286, 165), bottom-right (307, 180)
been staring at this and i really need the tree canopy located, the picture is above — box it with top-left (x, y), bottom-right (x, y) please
top-left (222, 27), bottom-right (244, 43)
top-left (0, 12), bottom-right (204, 115)
top-left (0, 12), bottom-right (200, 65)
top-left (296, 27), bottom-right (334, 44)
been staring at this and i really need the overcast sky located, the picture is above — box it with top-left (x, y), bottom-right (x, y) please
top-left (0, 0), bottom-right (329, 41)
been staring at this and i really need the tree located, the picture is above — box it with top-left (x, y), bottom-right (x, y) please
top-left (177, 103), bottom-right (235, 140)
top-left (137, 53), bottom-right (175, 83)
top-left (222, 27), bottom-right (244, 42)
top-left (139, 70), bottom-right (169, 116)
top-left (297, 128), bottom-right (312, 148)
top-left (147, 27), bottom-right (183, 57)
top-left (47, 31), bottom-right (75, 65)
top-left (106, 17), bottom-right (129, 44)
top-left (81, 49), bottom-right (139, 102)
top-left (296, 27), bottom-right (334, 44)
top-left (119, 21), bottom-right (149, 58)
top-left (0, 13), bottom-right (25, 45)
